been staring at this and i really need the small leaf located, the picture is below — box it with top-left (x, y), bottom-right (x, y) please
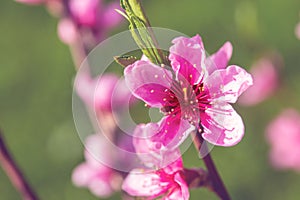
top-left (114, 55), bottom-right (138, 67)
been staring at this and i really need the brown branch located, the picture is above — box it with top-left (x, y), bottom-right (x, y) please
top-left (192, 131), bottom-right (231, 200)
top-left (0, 129), bottom-right (39, 200)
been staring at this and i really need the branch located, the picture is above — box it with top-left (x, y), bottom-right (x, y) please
top-left (0, 129), bottom-right (39, 200)
top-left (192, 131), bottom-right (231, 200)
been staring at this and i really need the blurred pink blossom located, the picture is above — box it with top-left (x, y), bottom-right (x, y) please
top-left (266, 109), bottom-right (300, 172)
top-left (125, 35), bottom-right (253, 147)
top-left (75, 70), bottom-right (132, 113)
top-left (239, 57), bottom-right (279, 106)
top-left (69, 0), bottom-right (99, 26)
top-left (57, 18), bottom-right (78, 44)
top-left (122, 157), bottom-right (189, 200)
top-left (72, 134), bottom-right (122, 197)
top-left (69, 0), bottom-right (122, 29)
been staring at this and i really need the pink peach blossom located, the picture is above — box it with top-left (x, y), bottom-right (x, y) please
top-left (69, 0), bottom-right (99, 26)
top-left (122, 157), bottom-right (189, 200)
top-left (239, 57), bottom-right (278, 106)
top-left (72, 134), bottom-right (121, 197)
top-left (239, 58), bottom-right (278, 106)
top-left (57, 18), bottom-right (78, 44)
top-left (75, 70), bottom-right (132, 113)
top-left (124, 35), bottom-right (253, 147)
top-left (69, 0), bottom-right (122, 29)
top-left (132, 121), bottom-right (192, 168)
top-left (266, 109), bottom-right (300, 172)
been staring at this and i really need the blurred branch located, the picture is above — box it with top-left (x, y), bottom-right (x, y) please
top-left (0, 129), bottom-right (39, 200)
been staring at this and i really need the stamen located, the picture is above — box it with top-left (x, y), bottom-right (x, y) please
top-left (183, 87), bottom-right (188, 102)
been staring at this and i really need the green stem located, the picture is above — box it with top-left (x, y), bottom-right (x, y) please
top-left (120, 0), bottom-right (169, 65)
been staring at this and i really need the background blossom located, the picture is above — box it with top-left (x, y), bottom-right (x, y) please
top-left (266, 109), bottom-right (300, 172)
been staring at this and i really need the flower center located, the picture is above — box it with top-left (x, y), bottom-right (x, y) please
top-left (161, 80), bottom-right (210, 125)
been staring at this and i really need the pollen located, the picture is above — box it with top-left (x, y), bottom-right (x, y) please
top-left (150, 89), bottom-right (154, 93)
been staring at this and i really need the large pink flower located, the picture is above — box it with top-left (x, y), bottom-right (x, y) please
top-left (124, 35), bottom-right (253, 147)
top-left (72, 134), bottom-right (121, 197)
top-left (238, 57), bottom-right (278, 106)
top-left (266, 109), bottom-right (300, 172)
top-left (122, 157), bottom-right (189, 200)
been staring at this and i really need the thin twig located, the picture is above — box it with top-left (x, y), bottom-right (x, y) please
top-left (0, 129), bottom-right (39, 200)
top-left (192, 131), bottom-right (231, 200)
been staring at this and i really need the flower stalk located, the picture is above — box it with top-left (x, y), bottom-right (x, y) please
top-left (192, 130), bottom-right (231, 200)
top-left (0, 129), bottom-right (39, 200)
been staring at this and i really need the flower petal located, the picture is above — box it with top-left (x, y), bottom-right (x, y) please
top-left (84, 134), bottom-right (112, 168)
top-left (205, 65), bottom-right (253, 103)
top-left (169, 35), bottom-right (206, 85)
top-left (72, 163), bottom-right (96, 187)
top-left (206, 42), bottom-right (233, 75)
top-left (101, 2), bottom-right (123, 29)
top-left (154, 116), bottom-right (194, 149)
top-left (133, 121), bottom-right (186, 169)
top-left (164, 173), bottom-right (189, 200)
top-left (89, 178), bottom-right (114, 197)
top-left (124, 60), bottom-right (173, 107)
top-left (122, 169), bottom-right (168, 198)
top-left (163, 157), bottom-right (184, 175)
top-left (201, 104), bottom-right (245, 146)
top-left (75, 70), bottom-right (120, 111)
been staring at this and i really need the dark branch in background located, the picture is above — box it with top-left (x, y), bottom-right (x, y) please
top-left (0, 129), bottom-right (39, 200)
top-left (192, 130), bottom-right (231, 200)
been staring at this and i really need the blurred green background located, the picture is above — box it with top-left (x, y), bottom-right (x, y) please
top-left (1, 0), bottom-right (300, 199)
